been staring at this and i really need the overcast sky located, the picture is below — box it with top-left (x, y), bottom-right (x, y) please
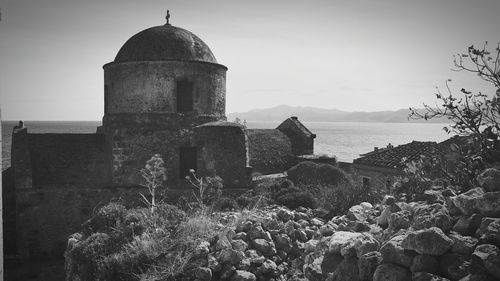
top-left (1, 0), bottom-right (499, 120)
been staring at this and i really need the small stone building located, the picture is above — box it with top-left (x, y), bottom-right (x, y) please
top-left (352, 137), bottom-right (466, 191)
top-left (3, 18), bottom-right (316, 258)
top-left (353, 141), bottom-right (438, 192)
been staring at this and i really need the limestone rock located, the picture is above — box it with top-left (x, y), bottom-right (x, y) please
top-left (328, 257), bottom-right (360, 281)
top-left (321, 253), bottom-right (343, 277)
top-left (401, 227), bottom-right (453, 256)
top-left (319, 224), bottom-right (335, 237)
top-left (328, 231), bottom-right (362, 255)
top-left (410, 254), bottom-right (439, 274)
top-left (231, 239), bottom-right (248, 252)
top-left (458, 273), bottom-right (497, 281)
top-left (273, 233), bottom-right (292, 253)
top-left (453, 214), bottom-right (483, 236)
top-left (230, 270), bottom-right (256, 281)
top-left (449, 188), bottom-right (484, 216)
top-left (377, 203), bottom-right (402, 228)
top-left (216, 236), bottom-right (233, 251)
top-left (294, 211), bottom-right (310, 221)
top-left (195, 267), bottom-right (212, 281)
top-left (310, 218), bottom-right (325, 227)
top-left (422, 189), bottom-right (446, 204)
top-left (195, 240), bottom-right (211, 256)
top-left (475, 191), bottom-right (500, 217)
top-left (380, 235), bottom-right (417, 268)
top-left (448, 232), bottom-right (478, 255)
top-left (221, 264), bottom-right (236, 280)
top-left (219, 249), bottom-right (245, 265)
top-left (251, 239), bottom-right (276, 257)
top-left (248, 223), bottom-right (268, 240)
top-left (353, 233), bottom-right (380, 258)
top-left (233, 232), bottom-right (247, 241)
top-left (412, 203), bottom-right (452, 232)
top-left (236, 258), bottom-right (251, 271)
top-left (476, 217), bottom-right (500, 245)
top-left (388, 210), bottom-right (410, 230)
top-left (360, 202), bottom-right (373, 210)
top-left (373, 263), bottom-right (411, 281)
top-left (412, 272), bottom-right (451, 281)
top-left (277, 208), bottom-right (294, 222)
top-left (471, 244), bottom-right (500, 280)
top-left (476, 168), bottom-right (500, 192)
top-left (440, 253), bottom-right (470, 281)
top-left (304, 239), bottom-right (319, 254)
top-left (207, 253), bottom-right (221, 272)
top-left (304, 256), bottom-right (323, 281)
top-left (347, 205), bottom-right (367, 222)
top-left (245, 249), bottom-right (265, 265)
top-left (257, 259), bottom-right (278, 277)
top-left (358, 251), bottom-right (382, 280)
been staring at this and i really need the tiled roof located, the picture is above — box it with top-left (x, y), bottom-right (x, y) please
top-left (353, 141), bottom-right (438, 169)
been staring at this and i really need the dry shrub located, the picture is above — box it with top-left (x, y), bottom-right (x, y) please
top-left (287, 161), bottom-right (349, 186)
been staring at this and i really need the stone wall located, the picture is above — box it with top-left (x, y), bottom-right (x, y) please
top-left (11, 128), bottom-right (33, 189)
top-left (353, 163), bottom-right (398, 192)
top-left (195, 122), bottom-right (251, 188)
top-left (28, 134), bottom-right (109, 187)
top-left (104, 61), bottom-right (226, 115)
top-left (16, 186), bottom-right (146, 258)
top-left (247, 129), bottom-right (295, 175)
top-left (103, 114), bottom-right (223, 186)
top-left (2, 168), bottom-right (16, 256)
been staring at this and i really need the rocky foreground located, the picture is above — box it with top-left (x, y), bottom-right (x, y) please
top-left (65, 172), bottom-right (500, 281)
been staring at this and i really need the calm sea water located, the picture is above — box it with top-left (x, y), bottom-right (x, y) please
top-left (1, 120), bottom-right (450, 170)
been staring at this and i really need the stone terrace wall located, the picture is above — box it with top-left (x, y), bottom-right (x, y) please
top-left (28, 133), bottom-right (109, 187)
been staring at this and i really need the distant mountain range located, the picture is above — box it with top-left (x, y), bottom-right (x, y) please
top-left (227, 105), bottom-right (449, 123)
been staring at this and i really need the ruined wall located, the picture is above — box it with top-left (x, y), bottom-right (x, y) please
top-left (277, 117), bottom-right (315, 155)
top-left (247, 129), bottom-right (295, 175)
top-left (195, 122), bottom-right (251, 188)
top-left (16, 186), bottom-right (145, 258)
top-left (104, 61), bottom-right (226, 115)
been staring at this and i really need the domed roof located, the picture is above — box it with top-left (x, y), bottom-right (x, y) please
top-left (114, 24), bottom-right (218, 63)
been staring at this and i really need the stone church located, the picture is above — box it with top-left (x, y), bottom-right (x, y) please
top-left (3, 16), bottom-right (316, 257)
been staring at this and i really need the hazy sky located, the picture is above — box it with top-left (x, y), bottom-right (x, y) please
top-left (1, 0), bottom-right (499, 120)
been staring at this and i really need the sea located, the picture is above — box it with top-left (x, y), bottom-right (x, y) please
top-left (1, 120), bottom-right (451, 170)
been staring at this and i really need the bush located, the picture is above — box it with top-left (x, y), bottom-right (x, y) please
top-left (82, 202), bottom-right (127, 238)
top-left (70, 232), bottom-right (113, 281)
top-left (211, 196), bottom-right (239, 211)
top-left (274, 186), bottom-right (318, 209)
top-left (287, 161), bottom-right (349, 186)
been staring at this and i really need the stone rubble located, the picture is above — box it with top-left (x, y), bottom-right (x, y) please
top-left (65, 168), bottom-right (500, 281)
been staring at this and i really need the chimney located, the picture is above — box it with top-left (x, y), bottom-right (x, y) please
top-left (374, 147), bottom-right (379, 152)
top-left (291, 116), bottom-right (298, 120)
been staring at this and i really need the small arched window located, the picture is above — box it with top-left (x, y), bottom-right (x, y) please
top-left (176, 80), bottom-right (193, 112)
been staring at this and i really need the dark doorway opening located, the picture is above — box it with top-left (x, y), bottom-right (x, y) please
top-left (180, 147), bottom-right (197, 179)
top-left (362, 177), bottom-right (370, 189)
top-left (176, 80), bottom-right (194, 112)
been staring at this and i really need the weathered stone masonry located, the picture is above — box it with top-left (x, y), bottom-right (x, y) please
top-left (4, 19), bottom-right (317, 258)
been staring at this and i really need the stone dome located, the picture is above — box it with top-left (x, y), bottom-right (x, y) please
top-left (114, 24), bottom-right (218, 63)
